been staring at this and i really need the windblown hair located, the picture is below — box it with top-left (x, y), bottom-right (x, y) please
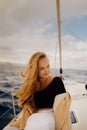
top-left (15, 52), bottom-right (47, 111)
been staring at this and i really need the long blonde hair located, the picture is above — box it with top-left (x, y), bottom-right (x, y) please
top-left (16, 52), bottom-right (47, 109)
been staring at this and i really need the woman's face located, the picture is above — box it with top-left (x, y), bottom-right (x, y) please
top-left (38, 57), bottom-right (50, 79)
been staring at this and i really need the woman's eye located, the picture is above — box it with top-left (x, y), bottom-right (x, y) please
top-left (39, 67), bottom-right (44, 70)
top-left (47, 65), bottom-right (50, 68)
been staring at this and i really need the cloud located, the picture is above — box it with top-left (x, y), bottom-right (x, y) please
top-left (61, 35), bottom-right (87, 69)
top-left (0, 0), bottom-right (87, 36)
top-left (0, 0), bottom-right (87, 69)
top-left (61, 0), bottom-right (87, 18)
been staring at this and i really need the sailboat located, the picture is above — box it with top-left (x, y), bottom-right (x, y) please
top-left (56, 0), bottom-right (87, 130)
top-left (0, 0), bottom-right (87, 130)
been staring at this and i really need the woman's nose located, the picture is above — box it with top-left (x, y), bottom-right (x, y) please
top-left (45, 68), bottom-right (49, 73)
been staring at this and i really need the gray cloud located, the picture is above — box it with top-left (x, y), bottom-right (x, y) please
top-left (0, 0), bottom-right (87, 69)
top-left (0, 0), bottom-right (87, 36)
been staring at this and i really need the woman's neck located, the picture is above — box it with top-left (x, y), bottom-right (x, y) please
top-left (39, 75), bottom-right (54, 91)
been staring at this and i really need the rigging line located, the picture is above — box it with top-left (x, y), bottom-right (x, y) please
top-left (0, 91), bottom-right (18, 119)
top-left (11, 88), bottom-right (16, 118)
top-left (0, 91), bottom-right (11, 97)
top-left (62, 21), bottom-right (87, 44)
top-left (0, 107), bottom-right (13, 119)
top-left (0, 87), bottom-right (18, 97)
top-left (54, 41), bottom-right (58, 69)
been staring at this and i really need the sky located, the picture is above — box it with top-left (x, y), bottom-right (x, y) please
top-left (0, 0), bottom-right (87, 70)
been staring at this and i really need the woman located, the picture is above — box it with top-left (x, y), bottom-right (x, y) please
top-left (3, 52), bottom-right (66, 130)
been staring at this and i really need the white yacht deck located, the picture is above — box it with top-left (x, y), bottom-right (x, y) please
top-left (64, 80), bottom-right (87, 130)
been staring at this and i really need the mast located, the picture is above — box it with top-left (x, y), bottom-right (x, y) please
top-left (56, 0), bottom-right (63, 75)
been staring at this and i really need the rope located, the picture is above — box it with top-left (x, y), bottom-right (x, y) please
top-left (53, 41), bottom-right (57, 74)
top-left (0, 107), bottom-right (13, 119)
top-left (11, 88), bottom-right (16, 118)
top-left (0, 88), bottom-right (17, 120)
top-left (0, 87), bottom-right (18, 97)
top-left (0, 90), bottom-right (11, 97)
top-left (62, 21), bottom-right (87, 44)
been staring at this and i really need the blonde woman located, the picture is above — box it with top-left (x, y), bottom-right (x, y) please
top-left (3, 52), bottom-right (66, 130)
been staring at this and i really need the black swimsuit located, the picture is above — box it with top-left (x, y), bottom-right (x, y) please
top-left (34, 77), bottom-right (66, 108)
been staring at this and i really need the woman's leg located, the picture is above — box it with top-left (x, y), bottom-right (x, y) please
top-left (3, 125), bottom-right (19, 130)
top-left (24, 110), bottom-right (55, 130)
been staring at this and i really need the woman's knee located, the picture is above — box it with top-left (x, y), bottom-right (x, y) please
top-left (24, 112), bottom-right (55, 130)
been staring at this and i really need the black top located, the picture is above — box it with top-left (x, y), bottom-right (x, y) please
top-left (34, 77), bottom-right (66, 108)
